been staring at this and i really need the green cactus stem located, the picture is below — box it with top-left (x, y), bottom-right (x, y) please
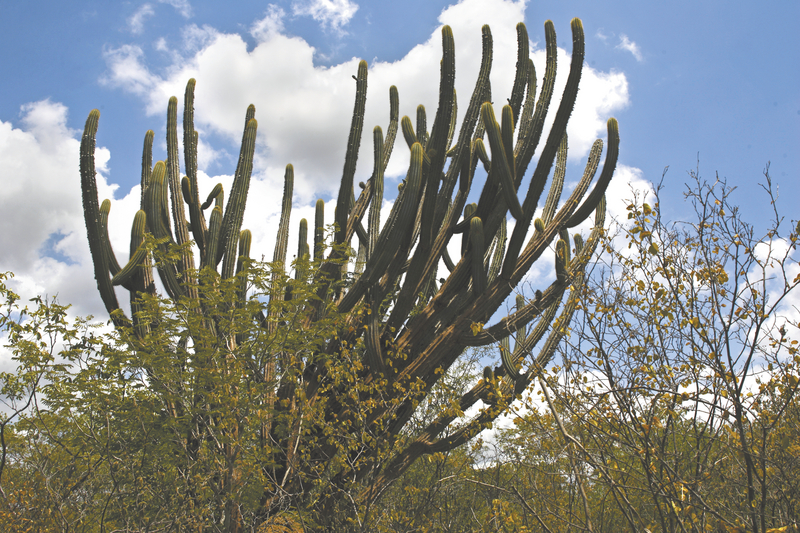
top-left (500, 337), bottom-right (519, 379)
top-left (298, 218), bottom-right (309, 262)
top-left (368, 127), bottom-right (384, 260)
top-left (335, 60), bottom-right (368, 247)
top-left (470, 217), bottom-right (487, 295)
top-left (112, 210), bottom-right (148, 287)
top-left (205, 205), bottom-right (223, 271)
top-left (565, 118), bottom-right (619, 227)
top-left (273, 165), bottom-right (294, 272)
top-left (220, 118), bottom-right (258, 279)
top-left (416, 105), bottom-right (428, 149)
top-left (314, 199), bottom-right (325, 262)
top-left (201, 183), bottom-right (223, 210)
top-left (481, 103), bottom-right (522, 220)
top-left (80, 109), bottom-right (127, 324)
top-left (140, 130), bottom-right (154, 205)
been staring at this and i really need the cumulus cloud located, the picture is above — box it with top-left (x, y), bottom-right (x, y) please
top-left (617, 34), bottom-right (643, 62)
top-left (3, 0), bottom-right (637, 325)
top-left (0, 100), bottom-right (129, 317)
top-left (102, 0), bottom-right (628, 189)
top-left (291, 0), bottom-right (358, 34)
top-left (100, 44), bottom-right (157, 97)
top-left (128, 4), bottom-right (155, 35)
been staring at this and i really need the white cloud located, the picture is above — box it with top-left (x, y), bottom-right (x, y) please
top-left (128, 4), bottom-right (154, 35)
top-left (617, 34), bottom-right (643, 62)
top-left (251, 5), bottom-right (286, 42)
top-left (0, 100), bottom-right (126, 317)
top-left (292, 0), bottom-right (358, 34)
top-left (0, 0), bottom-right (631, 324)
top-left (100, 44), bottom-right (157, 97)
top-left (181, 24), bottom-right (218, 51)
top-left (96, 0), bottom-right (629, 295)
top-left (158, 0), bottom-right (192, 18)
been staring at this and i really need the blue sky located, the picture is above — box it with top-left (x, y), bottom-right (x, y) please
top-left (0, 0), bottom-right (797, 318)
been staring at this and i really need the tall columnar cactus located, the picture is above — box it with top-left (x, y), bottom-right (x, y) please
top-left (80, 18), bottom-right (618, 525)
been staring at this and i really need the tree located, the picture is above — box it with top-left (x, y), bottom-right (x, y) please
top-left (481, 169), bottom-right (800, 533)
top-left (2, 18), bottom-right (620, 531)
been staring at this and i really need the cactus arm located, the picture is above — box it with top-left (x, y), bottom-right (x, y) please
top-left (554, 238), bottom-right (569, 283)
top-left (112, 210), bottom-right (148, 287)
top-left (527, 272), bottom-right (584, 371)
top-left (565, 118), bottom-right (619, 227)
top-left (449, 143), bottom-right (480, 237)
top-left (514, 293), bottom-right (528, 340)
top-left (480, 103), bottom-right (522, 220)
top-left (474, 137), bottom-right (490, 174)
top-left (416, 105), bottom-right (428, 149)
top-left (508, 23), bottom-right (530, 124)
top-left (140, 130), bottom-right (154, 208)
top-left (220, 118), bottom-right (258, 278)
top-left (183, 80), bottom-right (200, 209)
top-left (500, 105), bottom-right (516, 183)
top-left (166, 97), bottom-right (194, 274)
top-left (236, 229), bottom-right (252, 279)
top-left (486, 217), bottom-right (506, 285)
top-left (183, 175), bottom-right (207, 256)
top-left (502, 18), bottom-right (585, 279)
top-left (183, 79), bottom-right (207, 256)
top-left (500, 336), bottom-right (518, 379)
top-left (541, 133), bottom-right (568, 224)
top-left (204, 205), bottom-right (223, 271)
top-left (272, 164), bottom-right (294, 272)
top-left (368, 127), bottom-right (384, 260)
top-left (335, 60), bottom-right (368, 247)
top-left (297, 218), bottom-right (309, 261)
top-left (137, 129), bottom-right (156, 303)
top-left (445, 89), bottom-right (457, 155)
top-left (128, 207), bottom-right (153, 337)
top-left (235, 228), bottom-right (252, 345)
top-left (364, 309), bottom-right (385, 373)
top-left (314, 199), bottom-right (325, 262)
top-left (460, 203), bottom-right (477, 256)
top-left (201, 183), bottom-right (223, 210)
top-left (352, 217), bottom-right (369, 249)
top-left (215, 105), bottom-right (255, 259)
top-left (381, 86), bottom-right (399, 174)
top-left (536, 138), bottom-right (602, 236)
top-left (467, 186), bottom-right (609, 348)
top-left (469, 217), bottom-right (487, 295)
top-left (441, 247), bottom-right (456, 272)
top-left (514, 58), bottom-right (536, 163)
top-left (145, 162), bottom-right (174, 245)
top-left (344, 185), bottom-right (373, 248)
top-left (99, 199), bottom-right (122, 276)
top-left (146, 161), bottom-right (185, 299)
top-left (79, 109), bottom-right (127, 323)
top-left (401, 115), bottom-right (417, 150)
